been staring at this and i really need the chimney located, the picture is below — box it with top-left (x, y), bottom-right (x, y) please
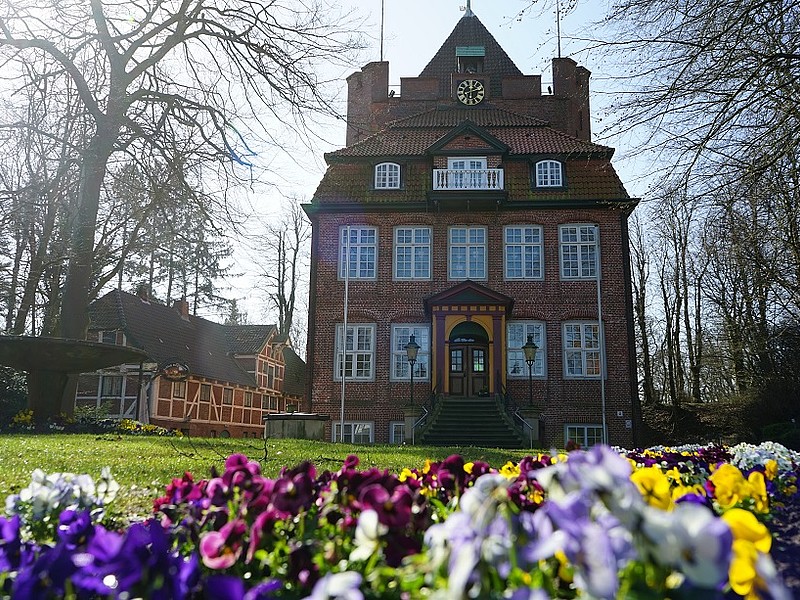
top-left (136, 283), bottom-right (150, 303)
top-left (173, 298), bottom-right (190, 320)
top-left (552, 57), bottom-right (592, 141)
top-left (346, 61), bottom-right (389, 146)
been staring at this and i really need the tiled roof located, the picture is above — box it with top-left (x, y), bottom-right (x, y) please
top-left (313, 157), bottom-right (629, 203)
top-left (88, 290), bottom-right (277, 388)
top-left (390, 107), bottom-right (549, 129)
top-left (419, 12), bottom-right (523, 98)
top-left (224, 325), bottom-right (274, 355)
top-left (326, 108), bottom-right (612, 160)
top-left (282, 347), bottom-right (307, 398)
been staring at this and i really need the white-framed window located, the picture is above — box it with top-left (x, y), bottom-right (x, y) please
top-left (535, 160), bottom-right (563, 187)
top-left (335, 324), bottom-right (376, 381)
top-left (261, 396), bottom-right (270, 410)
top-left (332, 422), bottom-right (374, 444)
top-left (560, 224), bottom-right (598, 279)
top-left (374, 162), bottom-right (400, 189)
top-left (504, 225), bottom-right (543, 280)
top-left (222, 387), bottom-right (233, 405)
top-left (244, 391), bottom-right (253, 407)
top-left (172, 380), bottom-right (187, 399)
top-left (390, 422), bottom-right (406, 445)
top-left (507, 322), bottom-right (546, 377)
top-left (565, 424), bottom-right (604, 447)
top-left (339, 226), bottom-right (377, 279)
top-left (563, 321), bottom-right (602, 378)
top-left (394, 227), bottom-right (431, 279)
top-left (98, 330), bottom-right (118, 344)
top-left (200, 383), bottom-right (212, 401)
top-left (391, 325), bottom-right (430, 380)
top-left (449, 226), bottom-right (486, 280)
top-left (100, 375), bottom-right (123, 397)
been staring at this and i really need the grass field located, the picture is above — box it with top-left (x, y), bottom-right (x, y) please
top-left (0, 434), bottom-right (534, 517)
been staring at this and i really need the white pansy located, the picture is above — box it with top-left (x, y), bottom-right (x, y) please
top-left (349, 509), bottom-right (387, 563)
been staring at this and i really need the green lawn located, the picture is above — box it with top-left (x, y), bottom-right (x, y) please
top-left (0, 434), bottom-right (535, 517)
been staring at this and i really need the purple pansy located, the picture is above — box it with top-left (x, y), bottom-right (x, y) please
top-left (358, 483), bottom-right (413, 529)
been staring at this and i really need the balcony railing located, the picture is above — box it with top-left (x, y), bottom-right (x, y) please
top-left (432, 168), bottom-right (504, 191)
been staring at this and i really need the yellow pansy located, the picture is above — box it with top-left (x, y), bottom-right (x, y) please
top-left (422, 459), bottom-right (433, 475)
top-left (764, 460), bottom-right (778, 481)
top-left (631, 465), bottom-right (673, 510)
top-left (665, 466), bottom-right (683, 484)
top-left (709, 464), bottom-right (749, 508)
top-left (499, 461), bottom-right (520, 479)
top-left (746, 471), bottom-right (769, 514)
top-left (554, 550), bottom-right (573, 583)
top-left (671, 483), bottom-right (706, 502)
top-left (463, 462), bottom-right (474, 475)
top-left (398, 468), bottom-right (416, 482)
top-left (722, 508), bottom-right (771, 554)
top-left (728, 538), bottom-right (758, 598)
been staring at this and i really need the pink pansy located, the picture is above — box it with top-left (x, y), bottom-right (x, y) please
top-left (199, 519), bottom-right (248, 569)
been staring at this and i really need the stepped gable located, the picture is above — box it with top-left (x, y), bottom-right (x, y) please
top-left (88, 290), bottom-right (273, 387)
top-left (419, 11), bottom-right (523, 98)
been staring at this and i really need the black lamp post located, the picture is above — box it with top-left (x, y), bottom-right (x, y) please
top-left (405, 334), bottom-right (421, 444)
top-left (405, 334), bottom-right (420, 406)
top-left (522, 334), bottom-right (538, 407)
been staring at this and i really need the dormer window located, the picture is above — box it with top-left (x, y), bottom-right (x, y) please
top-left (456, 46), bottom-right (485, 74)
top-left (535, 160), bottom-right (564, 188)
top-left (374, 162), bottom-right (400, 189)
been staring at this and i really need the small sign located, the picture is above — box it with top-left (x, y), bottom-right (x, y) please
top-left (625, 420), bottom-right (632, 429)
top-left (161, 362), bottom-right (190, 381)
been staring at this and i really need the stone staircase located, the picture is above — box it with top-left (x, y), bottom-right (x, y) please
top-left (418, 395), bottom-right (527, 448)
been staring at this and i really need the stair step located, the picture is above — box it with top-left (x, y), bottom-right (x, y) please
top-left (419, 394), bottom-right (526, 448)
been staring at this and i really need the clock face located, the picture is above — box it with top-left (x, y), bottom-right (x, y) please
top-left (456, 79), bottom-right (485, 105)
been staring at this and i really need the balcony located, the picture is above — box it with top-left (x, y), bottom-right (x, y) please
top-left (432, 168), bottom-right (504, 191)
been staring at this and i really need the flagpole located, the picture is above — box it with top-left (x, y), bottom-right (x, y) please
top-left (340, 226), bottom-right (351, 442)
top-left (379, 0), bottom-right (385, 62)
top-left (556, 0), bottom-right (562, 58)
top-left (595, 225), bottom-right (607, 444)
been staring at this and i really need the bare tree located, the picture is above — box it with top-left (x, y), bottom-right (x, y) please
top-left (259, 200), bottom-right (310, 344)
top-left (601, 0), bottom-right (800, 188)
top-left (629, 210), bottom-right (656, 405)
top-left (0, 0), bottom-right (363, 342)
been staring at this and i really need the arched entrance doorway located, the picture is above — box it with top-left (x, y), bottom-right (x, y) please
top-left (448, 321), bottom-right (489, 396)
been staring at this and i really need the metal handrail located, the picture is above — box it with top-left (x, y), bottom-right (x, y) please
top-left (412, 406), bottom-right (429, 432)
top-left (411, 379), bottom-right (439, 443)
top-left (511, 408), bottom-right (535, 449)
top-left (497, 371), bottom-right (535, 448)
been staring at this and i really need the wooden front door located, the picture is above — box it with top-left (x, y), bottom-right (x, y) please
top-left (449, 344), bottom-right (489, 396)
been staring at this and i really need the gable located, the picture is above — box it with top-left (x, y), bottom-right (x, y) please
top-left (425, 280), bottom-right (514, 314)
top-left (427, 121), bottom-right (509, 155)
top-left (419, 13), bottom-right (523, 98)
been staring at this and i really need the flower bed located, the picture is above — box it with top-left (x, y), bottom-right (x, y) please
top-left (1, 442), bottom-right (797, 599)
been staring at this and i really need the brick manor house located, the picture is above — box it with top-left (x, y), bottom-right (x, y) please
top-left (303, 7), bottom-right (640, 448)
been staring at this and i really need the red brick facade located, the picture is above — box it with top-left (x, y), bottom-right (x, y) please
top-left (303, 11), bottom-right (640, 448)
